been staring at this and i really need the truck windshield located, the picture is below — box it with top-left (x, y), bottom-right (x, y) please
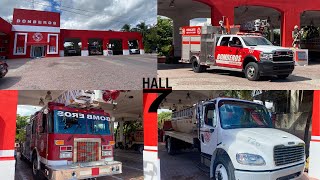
top-left (218, 100), bottom-right (272, 129)
top-left (53, 110), bottom-right (110, 135)
top-left (242, 37), bottom-right (273, 46)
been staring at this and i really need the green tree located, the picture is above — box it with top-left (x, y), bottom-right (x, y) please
top-left (224, 90), bottom-right (253, 101)
top-left (121, 24), bottom-right (131, 32)
top-left (16, 115), bottom-right (29, 143)
top-left (158, 111), bottom-right (172, 128)
top-left (156, 17), bottom-right (173, 56)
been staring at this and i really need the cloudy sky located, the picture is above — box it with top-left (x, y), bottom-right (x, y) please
top-left (17, 105), bottom-right (42, 116)
top-left (0, 0), bottom-right (156, 30)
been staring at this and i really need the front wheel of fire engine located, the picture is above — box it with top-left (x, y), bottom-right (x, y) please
top-left (32, 155), bottom-right (44, 180)
top-left (192, 59), bottom-right (205, 73)
top-left (245, 62), bottom-right (260, 81)
top-left (277, 74), bottom-right (290, 79)
top-left (212, 155), bottom-right (236, 180)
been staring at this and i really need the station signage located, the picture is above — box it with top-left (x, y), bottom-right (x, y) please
top-left (12, 8), bottom-right (60, 27)
top-left (56, 110), bottom-right (111, 121)
top-left (182, 26), bottom-right (202, 36)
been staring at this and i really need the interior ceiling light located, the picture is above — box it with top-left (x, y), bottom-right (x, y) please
top-left (169, 0), bottom-right (175, 8)
top-left (39, 97), bottom-right (45, 106)
top-left (45, 91), bottom-right (52, 100)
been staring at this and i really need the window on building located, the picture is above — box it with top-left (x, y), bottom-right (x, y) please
top-left (0, 47), bottom-right (5, 52)
top-left (49, 46), bottom-right (56, 53)
top-left (17, 47), bottom-right (24, 54)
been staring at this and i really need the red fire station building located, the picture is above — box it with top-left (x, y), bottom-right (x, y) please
top-left (0, 8), bottom-right (144, 59)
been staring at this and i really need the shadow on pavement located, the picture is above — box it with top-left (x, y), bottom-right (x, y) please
top-left (5, 59), bottom-right (32, 70)
top-left (205, 69), bottom-right (312, 82)
top-left (0, 76), bottom-right (22, 89)
top-left (158, 63), bottom-right (192, 70)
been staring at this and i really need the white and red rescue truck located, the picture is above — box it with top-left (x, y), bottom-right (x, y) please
top-left (20, 102), bottom-right (122, 179)
top-left (181, 21), bottom-right (295, 81)
top-left (164, 98), bottom-right (305, 180)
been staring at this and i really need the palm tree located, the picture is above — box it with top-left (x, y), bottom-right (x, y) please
top-left (136, 22), bottom-right (148, 37)
top-left (121, 24), bottom-right (131, 32)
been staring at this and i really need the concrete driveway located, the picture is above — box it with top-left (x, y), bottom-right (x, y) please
top-left (0, 55), bottom-right (157, 90)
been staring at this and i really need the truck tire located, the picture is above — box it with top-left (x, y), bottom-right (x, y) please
top-left (192, 59), bottom-right (206, 73)
top-left (212, 155), bottom-right (236, 180)
top-left (166, 137), bottom-right (175, 155)
top-left (138, 145), bottom-right (144, 154)
top-left (32, 155), bottom-right (44, 180)
top-left (277, 74), bottom-right (289, 79)
top-left (245, 62), bottom-right (260, 81)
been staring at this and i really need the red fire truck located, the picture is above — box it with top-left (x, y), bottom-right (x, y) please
top-left (181, 19), bottom-right (295, 81)
top-left (20, 102), bottom-right (122, 180)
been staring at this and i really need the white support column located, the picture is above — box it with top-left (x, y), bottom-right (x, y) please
top-left (59, 50), bottom-right (64, 57)
top-left (81, 50), bottom-right (89, 56)
top-left (143, 147), bottom-right (161, 180)
top-left (309, 136), bottom-right (320, 179)
top-left (123, 50), bottom-right (130, 55)
top-left (140, 49), bottom-right (145, 55)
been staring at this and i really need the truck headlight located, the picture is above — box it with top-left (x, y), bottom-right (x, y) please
top-left (236, 153), bottom-right (266, 166)
top-left (102, 150), bottom-right (112, 156)
top-left (60, 152), bottom-right (72, 159)
top-left (260, 53), bottom-right (273, 61)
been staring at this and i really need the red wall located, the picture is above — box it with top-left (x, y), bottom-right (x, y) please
top-left (195, 0), bottom-right (320, 47)
top-left (0, 91), bottom-right (18, 153)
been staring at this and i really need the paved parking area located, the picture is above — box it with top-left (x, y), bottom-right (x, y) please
top-left (0, 55), bottom-right (156, 90)
top-left (158, 143), bottom-right (314, 180)
top-left (15, 149), bottom-right (143, 180)
top-left (158, 63), bottom-right (320, 90)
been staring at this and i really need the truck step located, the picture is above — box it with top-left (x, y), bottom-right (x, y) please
top-left (196, 162), bottom-right (210, 174)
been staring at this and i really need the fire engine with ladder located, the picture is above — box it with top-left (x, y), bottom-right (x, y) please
top-left (20, 90), bottom-right (122, 180)
top-left (181, 18), bottom-right (299, 81)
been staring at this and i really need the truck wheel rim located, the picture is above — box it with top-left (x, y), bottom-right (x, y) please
top-left (215, 164), bottom-right (228, 180)
top-left (32, 159), bottom-right (37, 175)
top-left (247, 66), bottom-right (255, 78)
top-left (193, 61), bottom-right (198, 68)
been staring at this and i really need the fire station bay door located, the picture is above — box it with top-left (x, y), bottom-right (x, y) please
top-left (199, 102), bottom-right (218, 155)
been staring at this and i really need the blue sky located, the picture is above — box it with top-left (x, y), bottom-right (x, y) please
top-left (47, 0), bottom-right (61, 13)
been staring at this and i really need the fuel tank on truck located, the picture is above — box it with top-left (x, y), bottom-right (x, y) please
top-left (171, 107), bottom-right (197, 133)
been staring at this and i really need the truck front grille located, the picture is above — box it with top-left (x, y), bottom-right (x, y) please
top-left (274, 145), bottom-right (304, 166)
top-left (273, 51), bottom-right (293, 62)
top-left (76, 141), bottom-right (99, 162)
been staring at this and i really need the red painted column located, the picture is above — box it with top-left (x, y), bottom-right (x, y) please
top-left (103, 39), bottom-right (110, 56)
top-left (0, 90), bottom-right (18, 180)
top-left (138, 36), bottom-right (145, 54)
top-left (81, 38), bottom-right (89, 56)
top-left (143, 92), bottom-right (160, 179)
top-left (122, 38), bottom-right (129, 55)
top-left (281, 10), bottom-right (300, 47)
top-left (309, 90), bottom-right (320, 179)
top-left (211, 5), bottom-right (234, 26)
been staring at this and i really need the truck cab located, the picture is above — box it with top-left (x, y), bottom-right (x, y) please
top-left (165, 97), bottom-right (305, 180)
top-left (181, 23), bottom-right (295, 81)
top-left (198, 98), bottom-right (305, 180)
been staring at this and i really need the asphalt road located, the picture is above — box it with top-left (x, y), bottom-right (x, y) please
top-left (0, 55), bottom-right (157, 90)
top-left (158, 63), bottom-right (320, 90)
top-left (15, 149), bottom-right (143, 180)
top-left (158, 143), bottom-right (313, 180)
